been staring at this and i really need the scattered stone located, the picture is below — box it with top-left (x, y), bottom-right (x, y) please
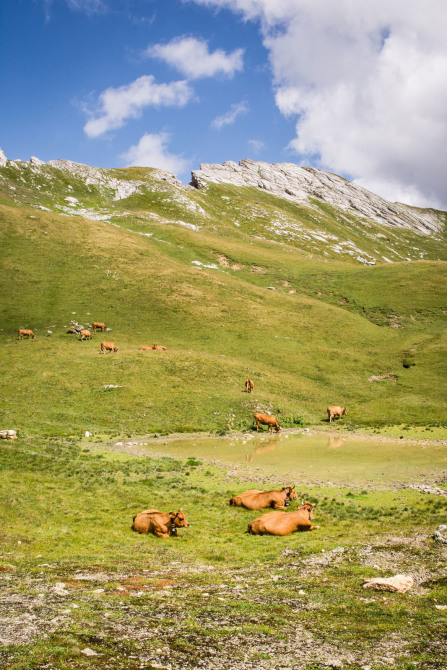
top-left (84, 431), bottom-right (92, 437)
top-left (362, 575), bottom-right (414, 593)
top-left (0, 430), bottom-right (17, 440)
top-left (433, 526), bottom-right (447, 545)
top-left (435, 605), bottom-right (447, 610)
top-left (53, 583), bottom-right (70, 596)
top-left (368, 374), bottom-right (398, 382)
top-left (80, 648), bottom-right (99, 656)
top-left (103, 385), bottom-right (123, 390)
top-left (411, 485), bottom-right (447, 497)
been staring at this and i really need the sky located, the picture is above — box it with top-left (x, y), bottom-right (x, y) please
top-left (1, 0), bottom-right (447, 209)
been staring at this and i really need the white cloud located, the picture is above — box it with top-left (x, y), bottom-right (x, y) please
top-left (120, 132), bottom-right (189, 175)
top-left (248, 139), bottom-right (265, 154)
top-left (83, 75), bottom-right (193, 138)
top-left (43, 0), bottom-right (106, 19)
top-left (190, 0), bottom-right (447, 208)
top-left (211, 101), bottom-right (248, 129)
top-left (147, 36), bottom-right (244, 80)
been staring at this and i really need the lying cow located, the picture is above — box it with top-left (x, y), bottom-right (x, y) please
top-left (253, 413), bottom-right (281, 433)
top-left (132, 509), bottom-right (190, 538)
top-left (100, 341), bottom-right (118, 353)
top-left (327, 406), bottom-right (347, 423)
top-left (245, 378), bottom-right (254, 393)
top-left (18, 329), bottom-right (35, 339)
top-left (247, 502), bottom-right (319, 535)
top-left (152, 343), bottom-right (167, 350)
top-left (80, 330), bottom-right (92, 340)
top-left (230, 486), bottom-right (297, 510)
top-left (93, 322), bottom-right (106, 332)
top-left (139, 346), bottom-right (152, 351)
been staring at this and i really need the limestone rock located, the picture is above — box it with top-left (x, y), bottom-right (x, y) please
top-left (30, 156), bottom-right (45, 166)
top-left (191, 159), bottom-right (442, 235)
top-left (362, 574), bottom-right (414, 593)
top-left (0, 148), bottom-right (7, 167)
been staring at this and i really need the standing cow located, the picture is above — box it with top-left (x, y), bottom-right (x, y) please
top-left (100, 341), bottom-right (118, 353)
top-left (253, 413), bottom-right (281, 433)
top-left (245, 379), bottom-right (254, 393)
top-left (18, 329), bottom-right (35, 339)
top-left (327, 406), bottom-right (347, 423)
top-left (79, 330), bottom-right (93, 340)
top-left (93, 322), bottom-right (106, 332)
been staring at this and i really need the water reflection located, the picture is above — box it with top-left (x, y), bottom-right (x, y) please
top-left (245, 435), bottom-right (281, 462)
top-left (328, 435), bottom-right (346, 449)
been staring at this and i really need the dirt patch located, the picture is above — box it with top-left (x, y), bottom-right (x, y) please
top-left (368, 374), bottom-right (399, 382)
top-left (216, 253), bottom-right (245, 270)
top-left (249, 264), bottom-right (266, 274)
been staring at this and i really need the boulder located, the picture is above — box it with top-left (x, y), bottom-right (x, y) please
top-left (362, 574), bottom-right (414, 593)
top-left (0, 148), bottom-right (7, 167)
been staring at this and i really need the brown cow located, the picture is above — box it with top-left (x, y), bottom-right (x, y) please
top-left (139, 346), bottom-right (152, 351)
top-left (93, 322), bottom-right (106, 332)
top-left (18, 329), bottom-right (35, 339)
top-left (247, 503), bottom-right (319, 535)
top-left (230, 486), bottom-right (297, 510)
top-left (132, 509), bottom-right (190, 538)
top-left (245, 378), bottom-right (254, 393)
top-left (152, 343), bottom-right (167, 350)
top-left (79, 330), bottom-right (93, 340)
top-left (327, 406), bottom-right (347, 423)
top-left (253, 413), bottom-right (281, 433)
top-left (100, 341), bottom-right (118, 353)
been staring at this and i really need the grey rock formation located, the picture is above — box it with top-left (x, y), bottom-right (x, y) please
top-left (47, 159), bottom-right (181, 200)
top-left (0, 148), bottom-right (7, 167)
top-left (30, 156), bottom-right (45, 166)
top-left (191, 159), bottom-right (442, 235)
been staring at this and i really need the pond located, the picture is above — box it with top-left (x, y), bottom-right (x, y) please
top-left (140, 430), bottom-right (447, 487)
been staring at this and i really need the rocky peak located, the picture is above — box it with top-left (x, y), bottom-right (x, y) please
top-left (191, 159), bottom-right (442, 235)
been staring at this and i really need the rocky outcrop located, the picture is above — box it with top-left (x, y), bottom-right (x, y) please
top-left (191, 159), bottom-right (442, 235)
top-left (47, 159), bottom-right (181, 200)
top-left (0, 148), bottom-right (7, 167)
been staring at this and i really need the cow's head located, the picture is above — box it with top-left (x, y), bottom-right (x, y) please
top-left (275, 424), bottom-right (281, 433)
top-left (169, 509), bottom-right (190, 529)
top-left (301, 502), bottom-right (314, 520)
top-left (113, 346), bottom-right (118, 352)
top-left (285, 486), bottom-right (297, 501)
top-left (342, 408), bottom-right (347, 415)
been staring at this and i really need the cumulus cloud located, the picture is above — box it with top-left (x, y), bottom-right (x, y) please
top-left (190, 0), bottom-right (447, 208)
top-left (146, 36), bottom-right (244, 80)
top-left (211, 101), bottom-right (248, 129)
top-left (121, 132), bottom-right (189, 175)
top-left (83, 75), bottom-right (193, 138)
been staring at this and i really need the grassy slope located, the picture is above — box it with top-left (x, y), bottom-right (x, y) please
top-left (0, 193), bottom-right (446, 435)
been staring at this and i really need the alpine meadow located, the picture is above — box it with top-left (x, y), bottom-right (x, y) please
top-left (0, 154), bottom-right (446, 670)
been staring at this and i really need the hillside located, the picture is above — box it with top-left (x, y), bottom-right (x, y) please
top-left (1, 152), bottom-right (446, 436)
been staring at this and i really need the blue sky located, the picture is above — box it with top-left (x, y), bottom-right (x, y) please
top-left (2, 0), bottom-right (447, 209)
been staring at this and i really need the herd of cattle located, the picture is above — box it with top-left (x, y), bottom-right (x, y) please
top-left (18, 323), bottom-right (167, 355)
top-left (132, 486), bottom-right (318, 538)
top-left (18, 324), bottom-right (346, 541)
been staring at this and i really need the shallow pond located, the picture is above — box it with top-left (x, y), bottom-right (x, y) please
top-left (144, 431), bottom-right (447, 487)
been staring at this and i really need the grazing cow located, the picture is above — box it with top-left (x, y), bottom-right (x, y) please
top-left (100, 341), bottom-right (118, 353)
top-left (132, 509), bottom-right (190, 538)
top-left (93, 322), bottom-right (106, 332)
top-left (327, 406), bottom-right (347, 423)
top-left (245, 378), bottom-right (254, 393)
top-left (79, 330), bottom-right (92, 340)
top-left (253, 413), bottom-right (281, 433)
top-left (18, 329), bottom-right (35, 339)
top-left (152, 344), bottom-right (167, 350)
top-left (230, 486), bottom-right (297, 510)
top-left (247, 502), bottom-right (319, 536)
